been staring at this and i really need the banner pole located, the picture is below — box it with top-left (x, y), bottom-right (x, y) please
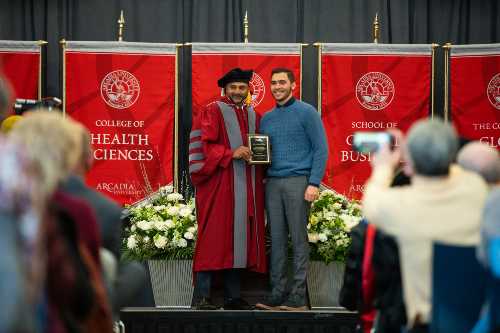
top-left (60, 39), bottom-right (66, 116)
top-left (174, 44), bottom-right (182, 192)
top-left (314, 43), bottom-right (322, 115)
top-left (299, 44), bottom-right (303, 100)
top-left (443, 43), bottom-right (452, 122)
top-left (431, 43), bottom-right (439, 120)
top-left (37, 40), bottom-right (47, 100)
top-left (300, 43), bottom-right (308, 100)
top-left (373, 13), bottom-right (380, 43)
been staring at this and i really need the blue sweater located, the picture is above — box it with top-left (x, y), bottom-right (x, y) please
top-left (260, 98), bottom-right (328, 186)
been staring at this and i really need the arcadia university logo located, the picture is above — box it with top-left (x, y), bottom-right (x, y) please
top-left (100, 70), bottom-right (140, 109)
top-left (249, 72), bottom-right (265, 107)
top-left (355, 72), bottom-right (395, 111)
top-left (487, 73), bottom-right (500, 110)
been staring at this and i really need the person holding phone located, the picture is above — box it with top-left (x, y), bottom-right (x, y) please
top-left (362, 120), bottom-right (489, 333)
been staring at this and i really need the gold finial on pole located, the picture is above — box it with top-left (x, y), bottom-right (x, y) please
top-left (118, 10), bottom-right (125, 42)
top-left (373, 12), bottom-right (380, 43)
top-left (243, 10), bottom-right (249, 43)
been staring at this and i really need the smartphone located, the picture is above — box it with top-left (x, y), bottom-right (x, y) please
top-left (352, 132), bottom-right (394, 154)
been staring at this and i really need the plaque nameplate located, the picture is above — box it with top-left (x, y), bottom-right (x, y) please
top-left (248, 134), bottom-right (271, 164)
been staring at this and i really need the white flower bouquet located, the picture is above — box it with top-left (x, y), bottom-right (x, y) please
top-left (122, 185), bottom-right (197, 260)
top-left (308, 189), bottom-right (363, 264)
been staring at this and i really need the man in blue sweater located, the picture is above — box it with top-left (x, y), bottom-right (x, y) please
top-left (256, 68), bottom-right (328, 311)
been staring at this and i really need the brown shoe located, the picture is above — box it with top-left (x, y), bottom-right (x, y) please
top-left (279, 304), bottom-right (309, 311)
top-left (255, 295), bottom-right (283, 311)
top-left (279, 295), bottom-right (309, 311)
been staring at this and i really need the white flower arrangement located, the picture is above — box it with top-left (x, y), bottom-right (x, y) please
top-left (308, 189), bottom-right (363, 263)
top-left (122, 186), bottom-right (197, 260)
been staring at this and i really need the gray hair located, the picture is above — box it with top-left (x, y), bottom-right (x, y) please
top-left (8, 110), bottom-right (82, 197)
top-left (406, 119), bottom-right (458, 176)
top-left (457, 141), bottom-right (500, 184)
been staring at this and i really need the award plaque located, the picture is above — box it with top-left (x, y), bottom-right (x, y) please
top-left (248, 134), bottom-right (271, 164)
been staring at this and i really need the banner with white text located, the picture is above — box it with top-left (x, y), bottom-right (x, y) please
top-left (0, 40), bottom-right (40, 100)
top-left (192, 43), bottom-right (302, 117)
top-left (450, 44), bottom-right (500, 150)
top-left (321, 43), bottom-right (432, 199)
top-left (65, 41), bottom-right (176, 205)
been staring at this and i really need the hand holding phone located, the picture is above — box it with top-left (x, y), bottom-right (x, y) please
top-left (352, 132), bottom-right (394, 154)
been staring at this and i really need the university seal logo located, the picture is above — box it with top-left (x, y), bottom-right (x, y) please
top-left (487, 73), bottom-right (500, 110)
top-left (249, 72), bottom-right (265, 107)
top-left (100, 70), bottom-right (140, 109)
top-left (355, 72), bottom-right (395, 111)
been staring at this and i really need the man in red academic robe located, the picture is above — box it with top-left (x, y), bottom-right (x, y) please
top-left (189, 68), bottom-right (267, 310)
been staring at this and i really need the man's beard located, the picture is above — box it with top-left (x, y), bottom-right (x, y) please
top-left (228, 94), bottom-right (246, 105)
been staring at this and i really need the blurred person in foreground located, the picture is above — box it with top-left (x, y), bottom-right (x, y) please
top-left (340, 171), bottom-right (410, 333)
top-left (60, 121), bottom-right (147, 319)
top-left (362, 119), bottom-right (489, 333)
top-left (10, 110), bottom-right (113, 332)
top-left (0, 76), bottom-right (37, 332)
top-left (457, 141), bottom-right (500, 187)
top-left (472, 187), bottom-right (500, 333)
top-left (456, 141), bottom-right (500, 331)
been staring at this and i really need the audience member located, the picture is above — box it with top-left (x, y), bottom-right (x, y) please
top-left (0, 77), bottom-right (38, 332)
top-left (473, 188), bottom-right (500, 333)
top-left (60, 121), bottom-right (147, 318)
top-left (340, 171), bottom-right (409, 333)
top-left (10, 110), bottom-right (113, 332)
top-left (457, 141), bottom-right (500, 186)
top-left (363, 119), bottom-right (489, 333)
top-left (0, 135), bottom-right (35, 332)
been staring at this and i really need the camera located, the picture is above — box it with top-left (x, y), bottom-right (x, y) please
top-left (13, 97), bottom-right (62, 115)
top-left (352, 132), bottom-right (394, 154)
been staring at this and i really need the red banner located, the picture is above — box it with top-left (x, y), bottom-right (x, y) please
top-left (0, 41), bottom-right (40, 100)
top-left (321, 44), bottom-right (432, 199)
top-left (450, 45), bottom-right (500, 150)
top-left (192, 43), bottom-right (302, 117)
top-left (65, 42), bottom-right (177, 205)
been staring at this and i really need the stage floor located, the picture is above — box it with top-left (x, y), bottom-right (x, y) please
top-left (120, 307), bottom-right (358, 333)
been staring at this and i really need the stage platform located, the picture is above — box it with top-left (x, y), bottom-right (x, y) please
top-left (120, 307), bottom-right (358, 333)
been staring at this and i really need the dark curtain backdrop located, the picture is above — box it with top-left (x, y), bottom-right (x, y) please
top-left (0, 0), bottom-right (499, 191)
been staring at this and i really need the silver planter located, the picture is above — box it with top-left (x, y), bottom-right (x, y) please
top-left (307, 261), bottom-right (345, 310)
top-left (148, 260), bottom-right (194, 308)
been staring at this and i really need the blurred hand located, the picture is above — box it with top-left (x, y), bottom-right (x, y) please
top-left (304, 185), bottom-right (319, 202)
top-left (232, 146), bottom-right (252, 162)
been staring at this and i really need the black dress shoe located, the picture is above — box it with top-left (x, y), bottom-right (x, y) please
top-left (193, 297), bottom-right (219, 310)
top-left (223, 298), bottom-right (252, 310)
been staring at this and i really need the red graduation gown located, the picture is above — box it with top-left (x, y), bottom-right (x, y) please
top-left (189, 97), bottom-right (267, 273)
